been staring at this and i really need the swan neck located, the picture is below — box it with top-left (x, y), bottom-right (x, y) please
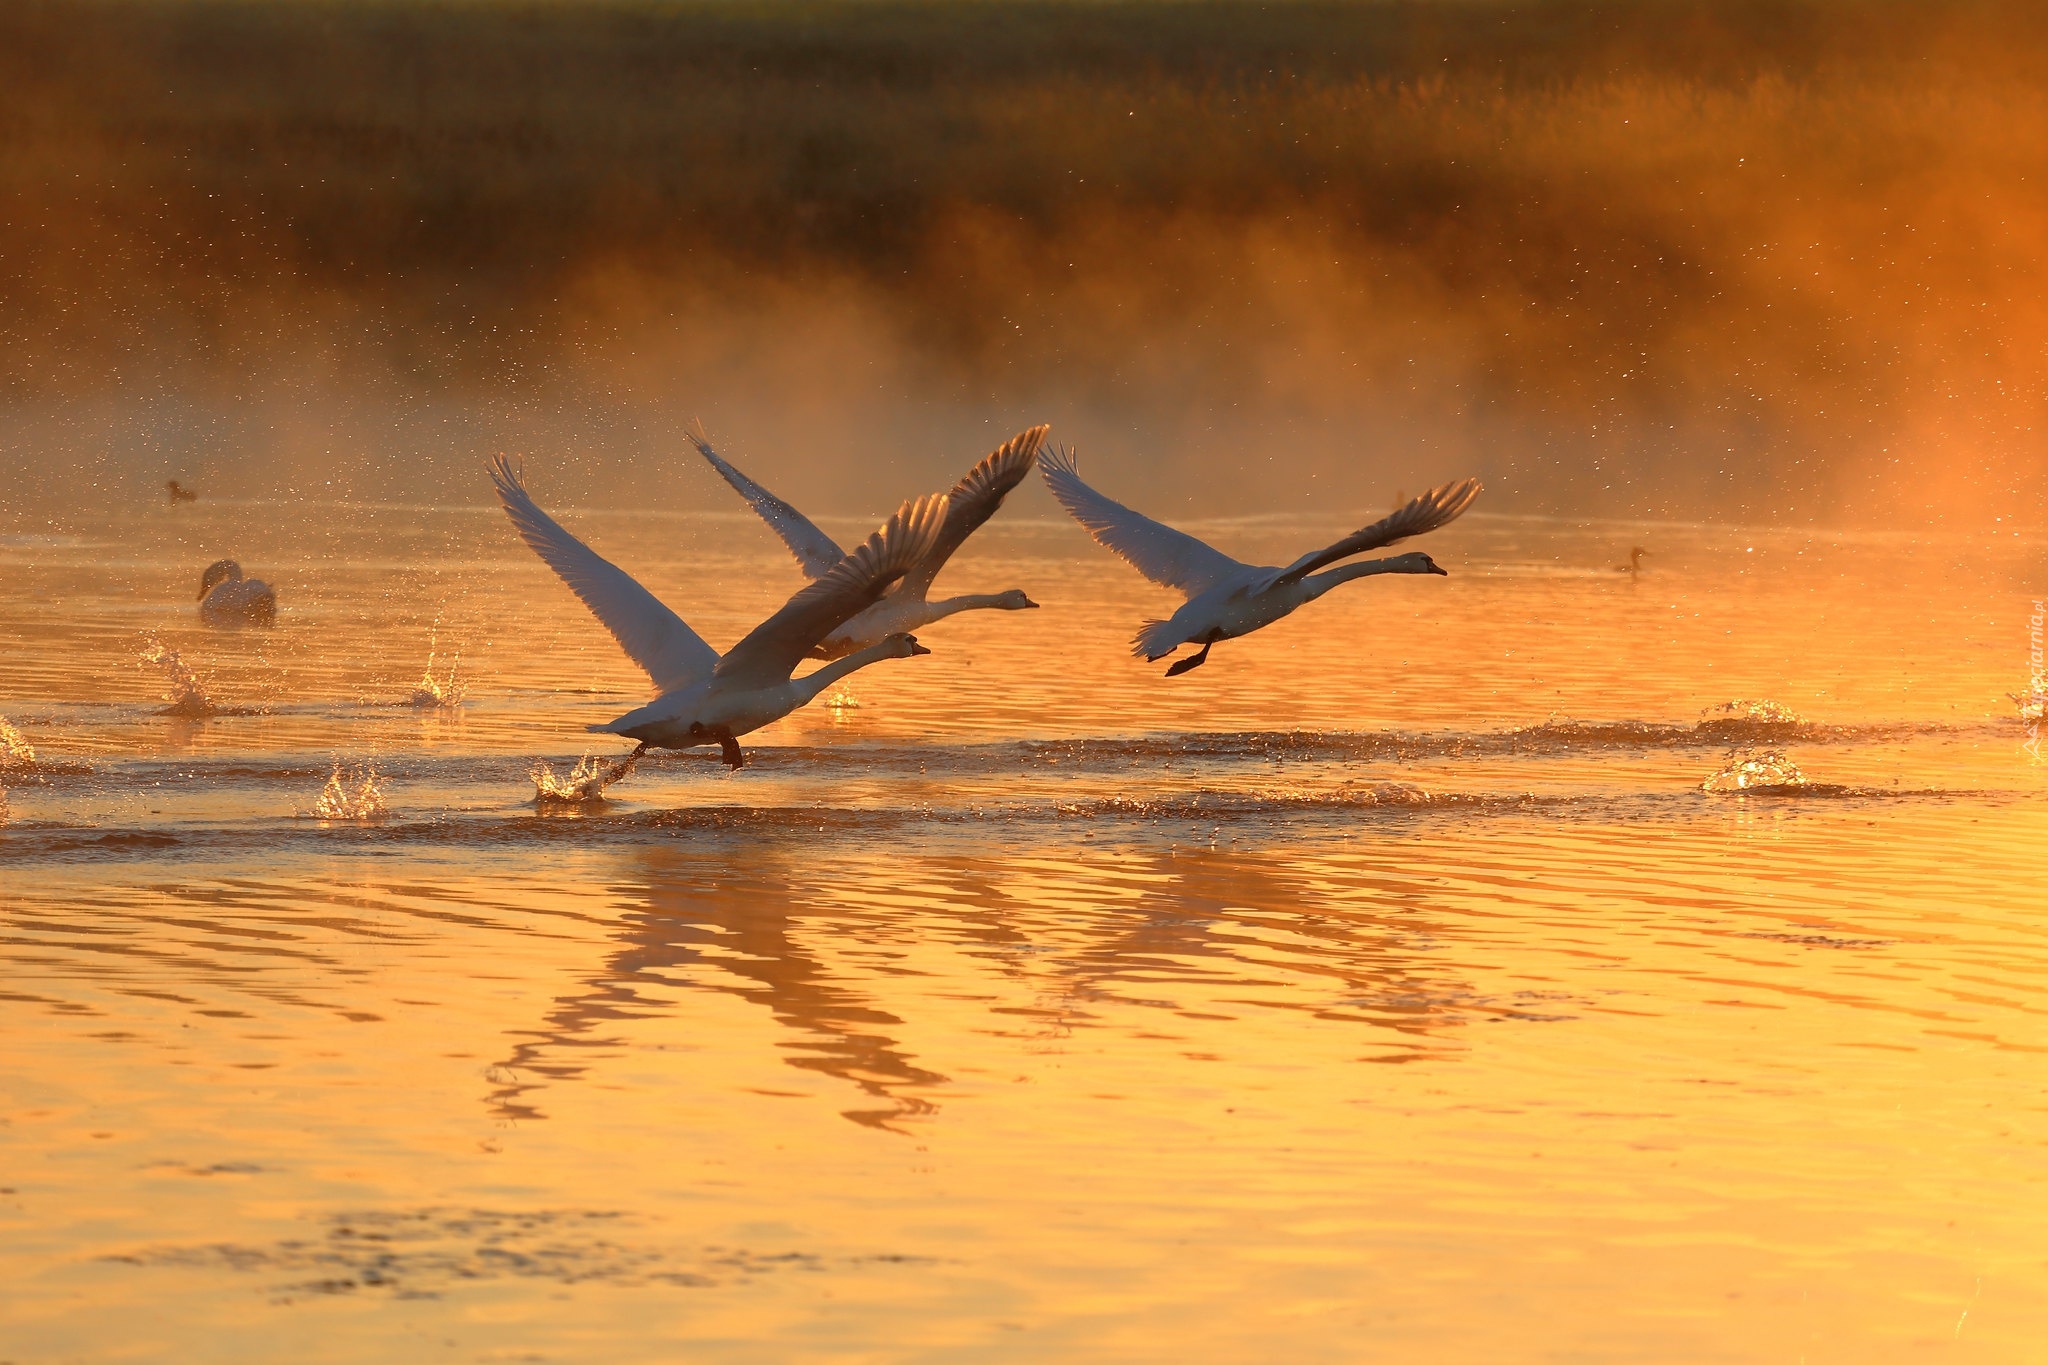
top-left (929, 592), bottom-right (1010, 618)
top-left (796, 640), bottom-right (901, 701)
top-left (1306, 558), bottom-right (1402, 596)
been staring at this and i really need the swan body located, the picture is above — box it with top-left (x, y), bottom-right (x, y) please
top-left (1040, 447), bottom-right (1480, 676)
top-left (489, 456), bottom-right (947, 766)
top-left (597, 634), bottom-right (929, 753)
top-left (198, 559), bottom-right (276, 625)
top-left (691, 424), bottom-right (1048, 659)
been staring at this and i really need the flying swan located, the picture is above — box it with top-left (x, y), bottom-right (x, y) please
top-left (489, 455), bottom-right (948, 767)
top-left (1040, 448), bottom-right (1481, 675)
top-left (198, 560), bottom-right (277, 625)
top-left (690, 423), bottom-right (1048, 659)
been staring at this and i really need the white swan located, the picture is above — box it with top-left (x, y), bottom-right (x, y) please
top-left (489, 456), bottom-right (948, 767)
top-left (197, 560), bottom-right (276, 625)
top-left (691, 423), bottom-right (1048, 659)
top-left (1040, 448), bottom-right (1481, 675)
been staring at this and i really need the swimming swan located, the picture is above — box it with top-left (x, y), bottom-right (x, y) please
top-left (489, 456), bottom-right (948, 767)
top-left (1040, 448), bottom-right (1480, 676)
top-left (198, 560), bottom-right (276, 625)
top-left (691, 424), bottom-right (1047, 659)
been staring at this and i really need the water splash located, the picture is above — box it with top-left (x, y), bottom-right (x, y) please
top-left (0, 717), bottom-right (34, 770)
top-left (309, 760), bottom-right (388, 819)
top-left (409, 623), bottom-right (467, 709)
top-left (1700, 699), bottom-right (1804, 725)
top-left (531, 750), bottom-right (641, 804)
top-left (824, 689), bottom-right (862, 714)
top-left (2008, 690), bottom-right (2046, 725)
top-left (1701, 749), bottom-right (1809, 792)
top-left (141, 637), bottom-right (216, 718)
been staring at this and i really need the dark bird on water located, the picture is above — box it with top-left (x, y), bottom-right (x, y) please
top-left (1617, 546), bottom-right (1647, 578)
top-left (167, 480), bottom-right (197, 503)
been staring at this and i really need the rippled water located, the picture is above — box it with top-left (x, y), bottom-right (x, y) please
top-left (2, 498), bottom-right (2044, 1361)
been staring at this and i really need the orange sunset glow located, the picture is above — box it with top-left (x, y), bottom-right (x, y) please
top-left (1, 3), bottom-right (2044, 1362)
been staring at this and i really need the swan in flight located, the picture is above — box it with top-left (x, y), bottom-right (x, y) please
top-left (489, 456), bottom-right (948, 767)
top-left (1040, 448), bottom-right (1480, 675)
top-left (691, 423), bottom-right (1047, 659)
top-left (198, 560), bottom-right (276, 625)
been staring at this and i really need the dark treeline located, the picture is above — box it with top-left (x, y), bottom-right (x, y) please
top-left (4, 0), bottom-right (2047, 520)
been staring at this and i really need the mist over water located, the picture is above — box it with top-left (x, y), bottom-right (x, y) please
top-left (6, 0), bottom-right (2048, 524)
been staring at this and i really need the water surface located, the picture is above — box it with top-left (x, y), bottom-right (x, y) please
top-left (2, 500), bottom-right (2043, 1361)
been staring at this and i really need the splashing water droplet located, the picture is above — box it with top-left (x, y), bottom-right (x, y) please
top-left (1700, 699), bottom-right (1804, 725)
top-left (310, 760), bottom-right (388, 819)
top-left (141, 636), bottom-right (217, 718)
top-left (0, 717), bottom-right (35, 770)
top-left (1702, 749), bottom-right (1809, 792)
top-left (531, 750), bottom-right (641, 804)
top-left (409, 621), bottom-right (467, 709)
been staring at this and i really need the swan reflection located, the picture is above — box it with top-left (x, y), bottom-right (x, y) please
top-left (485, 831), bottom-right (1483, 1131)
top-left (486, 845), bottom-right (946, 1131)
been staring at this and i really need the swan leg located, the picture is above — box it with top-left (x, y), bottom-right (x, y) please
top-left (1165, 639), bottom-right (1214, 677)
top-left (715, 730), bottom-right (745, 769)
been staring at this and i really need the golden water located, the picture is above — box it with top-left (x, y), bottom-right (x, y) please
top-left (1, 498), bottom-right (2044, 1361)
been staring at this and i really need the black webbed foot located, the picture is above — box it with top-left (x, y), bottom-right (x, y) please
top-left (1165, 640), bottom-right (1214, 677)
top-left (717, 731), bottom-right (745, 768)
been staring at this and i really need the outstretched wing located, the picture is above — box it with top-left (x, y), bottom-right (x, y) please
top-left (1251, 477), bottom-right (1483, 592)
top-left (488, 455), bottom-right (721, 696)
top-left (896, 424), bottom-right (1049, 598)
top-left (688, 423), bottom-right (844, 579)
top-left (713, 493), bottom-right (951, 688)
top-left (1038, 445), bottom-right (1248, 599)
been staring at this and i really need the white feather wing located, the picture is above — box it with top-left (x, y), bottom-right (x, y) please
top-left (489, 455), bottom-right (721, 696)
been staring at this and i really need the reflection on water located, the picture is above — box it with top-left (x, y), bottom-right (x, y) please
top-left (0, 506), bottom-right (2044, 1360)
top-left (488, 848), bottom-right (949, 1131)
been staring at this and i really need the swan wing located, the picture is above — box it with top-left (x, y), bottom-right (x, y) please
top-left (1253, 476), bottom-right (1482, 592)
top-left (896, 424), bottom-right (1048, 598)
top-left (714, 493), bottom-right (951, 688)
top-left (1038, 445), bottom-right (1247, 598)
top-left (488, 455), bottom-right (720, 696)
top-left (688, 424), bottom-right (844, 579)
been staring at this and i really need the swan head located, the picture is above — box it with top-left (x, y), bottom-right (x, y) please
top-left (997, 589), bottom-right (1039, 610)
top-left (1390, 551), bottom-right (1448, 577)
top-left (198, 559), bottom-right (244, 599)
top-left (884, 632), bottom-right (932, 658)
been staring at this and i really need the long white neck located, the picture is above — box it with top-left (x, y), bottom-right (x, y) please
top-left (794, 639), bottom-right (908, 703)
top-left (1304, 557), bottom-right (1412, 600)
top-left (926, 592), bottom-right (1014, 621)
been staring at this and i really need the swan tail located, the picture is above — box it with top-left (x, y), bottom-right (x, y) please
top-left (585, 721), bottom-right (623, 734)
top-left (1132, 618), bottom-right (1186, 661)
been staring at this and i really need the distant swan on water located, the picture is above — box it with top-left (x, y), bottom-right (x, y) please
top-left (1616, 546), bottom-right (1648, 577)
top-left (489, 456), bottom-right (948, 768)
top-left (166, 480), bottom-right (197, 503)
top-left (198, 560), bottom-right (276, 625)
top-left (690, 423), bottom-right (1047, 659)
top-left (1041, 448), bottom-right (1480, 676)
